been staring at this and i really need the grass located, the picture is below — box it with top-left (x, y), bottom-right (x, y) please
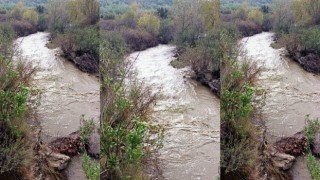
top-left (170, 59), bottom-right (186, 69)
top-left (45, 42), bottom-right (58, 49)
top-left (307, 153), bottom-right (320, 180)
top-left (270, 42), bottom-right (282, 49)
top-left (82, 153), bottom-right (100, 180)
top-left (304, 117), bottom-right (320, 180)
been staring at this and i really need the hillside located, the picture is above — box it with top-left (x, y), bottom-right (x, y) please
top-left (221, 0), bottom-right (272, 10)
top-left (100, 0), bottom-right (172, 14)
top-left (0, 0), bottom-right (47, 10)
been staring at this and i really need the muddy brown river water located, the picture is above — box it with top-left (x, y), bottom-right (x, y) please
top-left (16, 32), bottom-right (100, 179)
top-left (241, 32), bottom-right (320, 179)
top-left (128, 45), bottom-right (220, 180)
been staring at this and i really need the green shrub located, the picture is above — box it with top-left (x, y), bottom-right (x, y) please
top-left (122, 28), bottom-right (158, 51)
top-left (307, 153), bottom-right (320, 180)
top-left (100, 34), bottom-right (160, 179)
top-left (299, 27), bottom-right (320, 55)
top-left (82, 153), bottom-right (100, 180)
top-left (158, 18), bottom-right (174, 44)
top-left (80, 116), bottom-right (95, 145)
top-left (73, 26), bottom-right (100, 56)
top-left (0, 26), bottom-right (34, 174)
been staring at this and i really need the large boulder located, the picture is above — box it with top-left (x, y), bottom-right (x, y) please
top-left (269, 148), bottom-right (295, 170)
top-left (39, 147), bottom-right (71, 171)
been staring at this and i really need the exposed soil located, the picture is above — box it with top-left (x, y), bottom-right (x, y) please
top-left (49, 131), bottom-right (83, 157)
top-left (274, 131), bottom-right (308, 157)
top-left (294, 53), bottom-right (320, 74)
top-left (62, 52), bottom-right (99, 75)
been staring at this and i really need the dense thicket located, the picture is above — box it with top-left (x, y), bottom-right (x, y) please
top-left (271, 0), bottom-right (320, 73)
top-left (46, 0), bottom-right (100, 74)
top-left (0, 23), bottom-right (34, 179)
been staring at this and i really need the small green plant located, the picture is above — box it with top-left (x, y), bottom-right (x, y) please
top-left (307, 153), bottom-right (320, 180)
top-left (82, 153), bottom-right (100, 180)
top-left (80, 116), bottom-right (95, 145)
top-left (305, 117), bottom-right (320, 145)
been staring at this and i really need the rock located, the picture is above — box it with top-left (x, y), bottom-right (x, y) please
top-left (312, 133), bottom-right (320, 157)
top-left (296, 53), bottom-right (320, 74)
top-left (49, 131), bottom-right (82, 157)
top-left (73, 53), bottom-right (99, 74)
top-left (47, 151), bottom-right (71, 170)
top-left (86, 131), bottom-right (100, 159)
top-left (39, 147), bottom-right (71, 171)
top-left (270, 148), bottom-right (295, 170)
top-left (209, 79), bottom-right (220, 97)
top-left (274, 131), bottom-right (307, 156)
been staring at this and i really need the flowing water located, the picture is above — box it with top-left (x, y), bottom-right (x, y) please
top-left (128, 45), bottom-right (220, 180)
top-left (16, 32), bottom-right (99, 138)
top-left (241, 32), bottom-right (320, 179)
top-left (16, 32), bottom-right (100, 179)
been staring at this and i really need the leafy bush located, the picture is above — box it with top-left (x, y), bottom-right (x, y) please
top-left (122, 28), bottom-right (158, 51)
top-left (236, 20), bottom-right (262, 37)
top-left (73, 26), bottom-right (100, 55)
top-left (82, 153), bottom-right (100, 180)
top-left (138, 13), bottom-right (160, 36)
top-left (80, 116), bottom-right (95, 145)
top-left (22, 9), bottom-right (38, 26)
top-left (307, 153), bottom-right (320, 180)
top-left (299, 27), bottom-right (320, 55)
top-left (100, 33), bottom-right (160, 179)
top-left (0, 26), bottom-right (34, 174)
top-left (10, 20), bottom-right (37, 36)
top-left (221, 28), bottom-right (261, 177)
top-left (158, 18), bottom-right (174, 44)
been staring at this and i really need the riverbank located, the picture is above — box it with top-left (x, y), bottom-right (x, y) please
top-left (16, 32), bottom-right (100, 179)
top-left (242, 32), bottom-right (320, 179)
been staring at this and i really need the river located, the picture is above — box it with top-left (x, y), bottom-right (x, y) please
top-left (128, 45), bottom-right (220, 180)
top-left (241, 32), bottom-right (320, 179)
top-left (16, 32), bottom-right (100, 179)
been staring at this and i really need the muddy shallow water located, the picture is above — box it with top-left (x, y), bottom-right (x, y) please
top-left (241, 32), bottom-right (320, 179)
top-left (128, 45), bottom-right (220, 179)
top-left (16, 32), bottom-right (100, 139)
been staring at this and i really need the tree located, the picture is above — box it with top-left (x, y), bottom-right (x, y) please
top-left (35, 5), bottom-right (45, 14)
top-left (271, 0), bottom-right (294, 33)
top-left (121, 2), bottom-right (141, 28)
top-left (248, 9), bottom-right (264, 26)
top-left (22, 9), bottom-right (39, 26)
top-left (157, 7), bottom-right (168, 19)
top-left (292, 0), bottom-right (311, 26)
top-left (10, 2), bottom-right (25, 20)
top-left (47, 0), bottom-right (69, 34)
top-left (200, 0), bottom-right (221, 31)
top-left (138, 13), bottom-right (160, 36)
top-left (173, 0), bottom-right (203, 47)
top-left (78, 0), bottom-right (99, 25)
top-left (67, 0), bottom-right (85, 25)
top-left (66, 0), bottom-right (99, 26)
top-left (234, 0), bottom-right (250, 20)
